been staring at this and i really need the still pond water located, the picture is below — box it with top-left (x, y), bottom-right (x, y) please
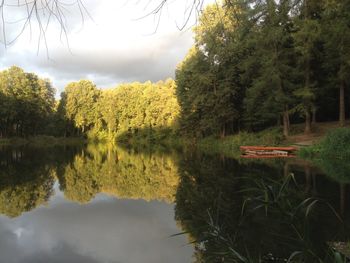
top-left (0, 144), bottom-right (349, 262)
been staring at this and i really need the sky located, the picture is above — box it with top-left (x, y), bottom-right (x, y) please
top-left (0, 190), bottom-right (193, 263)
top-left (0, 0), bottom-right (213, 97)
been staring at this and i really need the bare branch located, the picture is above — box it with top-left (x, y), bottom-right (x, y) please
top-left (134, 0), bottom-right (207, 32)
top-left (0, 0), bottom-right (90, 54)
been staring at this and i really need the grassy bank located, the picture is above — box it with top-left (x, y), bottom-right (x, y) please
top-left (197, 128), bottom-right (285, 158)
top-left (297, 128), bottom-right (350, 183)
top-left (113, 127), bottom-right (285, 157)
top-left (0, 135), bottom-right (86, 147)
top-left (298, 128), bottom-right (350, 160)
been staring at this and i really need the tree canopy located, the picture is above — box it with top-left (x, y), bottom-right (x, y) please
top-left (0, 0), bottom-right (349, 141)
top-left (175, 0), bottom-right (350, 138)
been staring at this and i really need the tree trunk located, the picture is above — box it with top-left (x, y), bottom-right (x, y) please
top-left (312, 106), bottom-right (317, 125)
top-left (339, 81), bottom-right (345, 127)
top-left (340, 184), bottom-right (346, 217)
top-left (220, 124), bottom-right (226, 139)
top-left (283, 109), bottom-right (289, 137)
top-left (283, 112), bottom-right (289, 137)
top-left (304, 109), bottom-right (312, 134)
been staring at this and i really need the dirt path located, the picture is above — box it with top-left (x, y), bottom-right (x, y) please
top-left (286, 121), bottom-right (350, 146)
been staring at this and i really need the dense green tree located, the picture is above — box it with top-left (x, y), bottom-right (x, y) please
top-left (0, 0), bottom-right (348, 142)
top-left (244, 0), bottom-right (298, 137)
top-left (175, 0), bottom-right (347, 138)
top-left (293, 0), bottom-right (323, 133)
top-left (176, 3), bottom-right (246, 138)
top-left (322, 0), bottom-right (350, 127)
top-left (60, 80), bottom-right (100, 135)
top-left (0, 66), bottom-right (55, 137)
top-left (92, 80), bottom-right (179, 141)
top-left (97, 89), bottom-right (119, 138)
top-left (176, 47), bottom-right (211, 137)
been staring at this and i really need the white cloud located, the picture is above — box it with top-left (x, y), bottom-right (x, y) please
top-left (0, 0), bottom-right (214, 97)
top-left (0, 197), bottom-right (193, 263)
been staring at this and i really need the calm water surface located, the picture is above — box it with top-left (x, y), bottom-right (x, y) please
top-left (0, 144), bottom-right (350, 262)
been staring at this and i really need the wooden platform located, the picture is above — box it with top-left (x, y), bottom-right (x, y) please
top-left (240, 146), bottom-right (297, 158)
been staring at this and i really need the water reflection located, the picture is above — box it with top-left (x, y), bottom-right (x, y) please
top-left (0, 147), bottom-right (58, 217)
top-left (0, 144), bottom-right (350, 262)
top-left (57, 144), bottom-right (179, 203)
top-left (175, 154), bottom-right (350, 262)
top-left (0, 145), bottom-right (180, 217)
top-left (0, 145), bottom-right (191, 263)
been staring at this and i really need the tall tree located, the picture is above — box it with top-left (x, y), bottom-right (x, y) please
top-left (293, 0), bottom-right (323, 133)
top-left (0, 66), bottom-right (56, 137)
top-left (245, 0), bottom-right (298, 137)
top-left (322, 0), bottom-right (350, 127)
top-left (176, 3), bottom-right (246, 138)
top-left (61, 80), bottom-right (100, 135)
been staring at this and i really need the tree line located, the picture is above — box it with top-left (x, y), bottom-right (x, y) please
top-left (58, 78), bottom-right (179, 140)
top-left (0, 66), bottom-right (179, 139)
top-left (176, 0), bottom-right (350, 137)
top-left (0, 0), bottom-right (349, 140)
top-left (0, 66), bottom-right (56, 137)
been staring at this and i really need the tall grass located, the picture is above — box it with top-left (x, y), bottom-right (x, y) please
top-left (197, 127), bottom-right (284, 157)
top-left (299, 128), bottom-right (350, 159)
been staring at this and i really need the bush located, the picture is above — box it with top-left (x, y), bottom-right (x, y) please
top-left (300, 128), bottom-right (350, 159)
top-left (319, 128), bottom-right (350, 158)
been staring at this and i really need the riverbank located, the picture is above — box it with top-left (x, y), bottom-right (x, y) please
top-left (298, 127), bottom-right (350, 160)
top-left (196, 128), bottom-right (285, 158)
top-left (196, 121), bottom-right (350, 158)
top-left (0, 136), bottom-right (86, 147)
top-left (2, 121), bottom-right (349, 157)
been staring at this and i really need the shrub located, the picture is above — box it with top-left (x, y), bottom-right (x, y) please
top-left (318, 128), bottom-right (350, 159)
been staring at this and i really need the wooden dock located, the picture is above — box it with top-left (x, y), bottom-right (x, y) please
top-left (240, 146), bottom-right (297, 158)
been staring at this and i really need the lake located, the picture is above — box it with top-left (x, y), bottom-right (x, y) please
top-left (0, 144), bottom-right (349, 262)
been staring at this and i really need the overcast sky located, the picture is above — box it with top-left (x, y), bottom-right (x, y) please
top-left (0, 192), bottom-right (193, 263)
top-left (0, 0), bottom-right (212, 97)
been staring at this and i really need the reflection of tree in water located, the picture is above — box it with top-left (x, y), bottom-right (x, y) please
top-left (306, 158), bottom-right (350, 218)
top-left (311, 158), bottom-right (350, 185)
top-left (0, 175), bottom-right (54, 218)
top-left (0, 145), bottom-right (83, 217)
top-left (0, 147), bottom-right (56, 218)
top-left (57, 144), bottom-right (180, 203)
top-left (175, 154), bottom-right (349, 262)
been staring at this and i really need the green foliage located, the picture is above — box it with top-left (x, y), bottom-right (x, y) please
top-left (299, 128), bottom-right (350, 183)
top-left (300, 128), bottom-right (350, 159)
top-left (1, 0), bottom-right (349, 149)
top-left (100, 79), bottom-right (179, 138)
top-left (59, 80), bottom-right (100, 135)
top-left (175, 0), bottom-right (349, 138)
top-left (245, 0), bottom-right (298, 134)
top-left (317, 128), bottom-right (350, 158)
top-left (176, 3), bottom-right (245, 138)
top-left (197, 127), bottom-right (284, 157)
top-left (0, 66), bottom-right (56, 137)
top-left (57, 79), bottom-right (180, 142)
